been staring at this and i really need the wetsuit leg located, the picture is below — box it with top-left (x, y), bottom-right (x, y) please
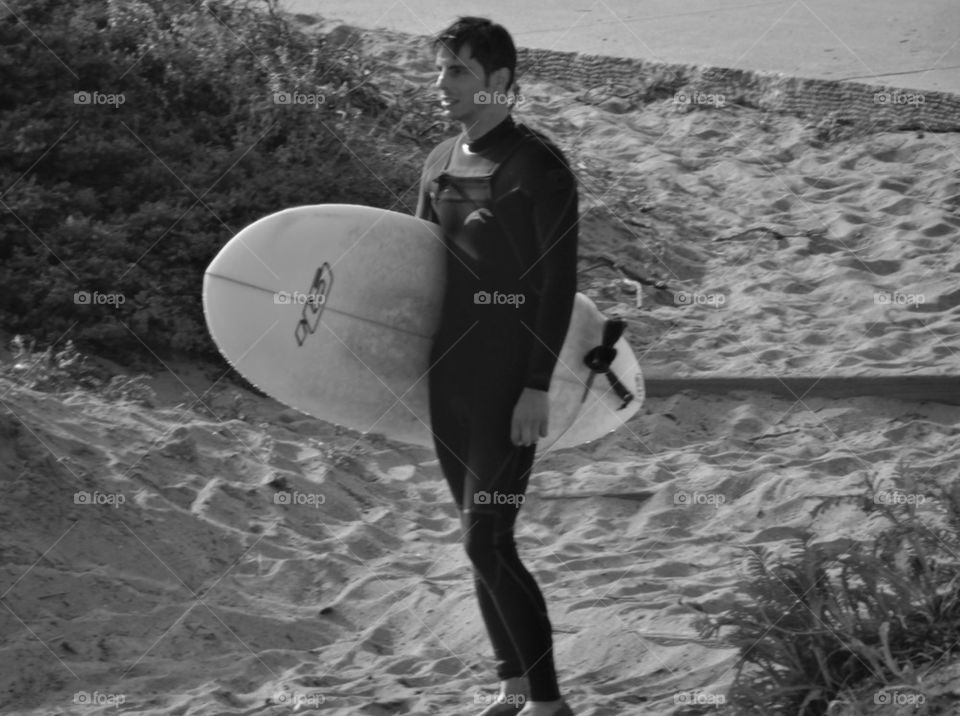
top-left (430, 359), bottom-right (561, 703)
top-left (463, 489), bottom-right (561, 701)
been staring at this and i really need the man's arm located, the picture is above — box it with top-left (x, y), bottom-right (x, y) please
top-left (510, 153), bottom-right (578, 446)
top-left (520, 150), bottom-right (579, 392)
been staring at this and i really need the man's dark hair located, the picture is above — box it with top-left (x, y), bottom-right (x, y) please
top-left (434, 17), bottom-right (517, 91)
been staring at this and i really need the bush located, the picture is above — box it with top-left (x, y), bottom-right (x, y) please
top-left (0, 0), bottom-right (430, 359)
top-left (2, 334), bottom-right (154, 406)
top-left (700, 466), bottom-right (960, 715)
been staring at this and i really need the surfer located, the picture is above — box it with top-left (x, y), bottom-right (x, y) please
top-left (415, 17), bottom-right (578, 716)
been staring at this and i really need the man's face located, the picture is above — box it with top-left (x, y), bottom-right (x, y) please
top-left (434, 43), bottom-right (506, 126)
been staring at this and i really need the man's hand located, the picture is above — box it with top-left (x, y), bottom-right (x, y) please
top-left (511, 387), bottom-right (549, 447)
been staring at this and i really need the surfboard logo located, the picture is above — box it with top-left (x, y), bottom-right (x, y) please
top-left (294, 263), bottom-right (333, 346)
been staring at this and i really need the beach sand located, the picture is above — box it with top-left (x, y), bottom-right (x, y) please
top-left (2, 19), bottom-right (959, 716)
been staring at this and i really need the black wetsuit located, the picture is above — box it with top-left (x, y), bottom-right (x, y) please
top-left (415, 116), bottom-right (578, 702)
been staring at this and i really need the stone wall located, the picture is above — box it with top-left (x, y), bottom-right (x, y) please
top-left (340, 20), bottom-right (960, 135)
top-left (515, 47), bottom-right (960, 134)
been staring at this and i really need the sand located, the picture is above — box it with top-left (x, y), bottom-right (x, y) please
top-left (2, 19), bottom-right (960, 716)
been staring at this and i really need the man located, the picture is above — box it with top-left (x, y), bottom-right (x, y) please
top-left (414, 17), bottom-right (578, 716)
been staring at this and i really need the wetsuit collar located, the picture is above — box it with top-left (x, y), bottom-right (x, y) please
top-left (464, 115), bottom-right (516, 154)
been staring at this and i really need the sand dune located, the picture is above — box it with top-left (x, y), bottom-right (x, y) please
top-left (4, 367), bottom-right (958, 714)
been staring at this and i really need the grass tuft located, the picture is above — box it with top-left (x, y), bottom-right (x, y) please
top-left (699, 463), bottom-right (960, 715)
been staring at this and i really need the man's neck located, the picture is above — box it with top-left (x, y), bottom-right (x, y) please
top-left (461, 109), bottom-right (511, 142)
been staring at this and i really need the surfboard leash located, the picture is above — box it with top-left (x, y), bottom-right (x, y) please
top-left (581, 318), bottom-right (635, 409)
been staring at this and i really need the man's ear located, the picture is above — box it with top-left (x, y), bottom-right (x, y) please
top-left (489, 66), bottom-right (512, 93)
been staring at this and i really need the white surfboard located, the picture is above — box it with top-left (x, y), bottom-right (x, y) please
top-left (203, 205), bottom-right (643, 451)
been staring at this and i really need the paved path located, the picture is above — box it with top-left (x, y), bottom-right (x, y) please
top-left (285, 0), bottom-right (960, 94)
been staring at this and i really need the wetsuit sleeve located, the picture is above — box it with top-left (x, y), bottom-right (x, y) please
top-left (522, 150), bottom-right (579, 392)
